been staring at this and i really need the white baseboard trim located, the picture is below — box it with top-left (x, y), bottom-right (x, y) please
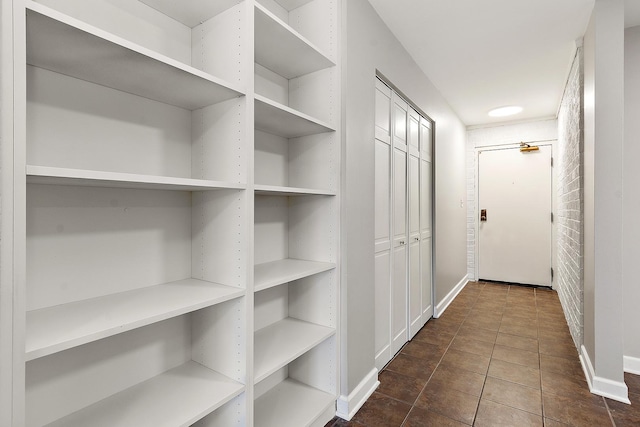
top-left (434, 275), bottom-right (468, 318)
top-left (336, 368), bottom-right (379, 421)
top-left (624, 355), bottom-right (640, 375)
top-left (580, 345), bottom-right (630, 404)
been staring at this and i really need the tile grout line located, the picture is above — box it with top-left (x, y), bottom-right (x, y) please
top-left (471, 282), bottom-right (508, 426)
top-left (601, 394), bottom-right (618, 427)
top-left (534, 287), bottom-right (546, 423)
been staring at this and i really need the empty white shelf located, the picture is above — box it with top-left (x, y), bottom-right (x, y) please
top-left (138, 0), bottom-right (240, 27)
top-left (255, 3), bottom-right (334, 79)
top-left (26, 2), bottom-right (244, 110)
top-left (46, 361), bottom-right (244, 427)
top-left (26, 278), bottom-right (245, 361)
top-left (254, 318), bottom-right (335, 383)
top-left (254, 259), bottom-right (335, 292)
top-left (254, 185), bottom-right (336, 197)
top-left (255, 95), bottom-right (335, 138)
top-left (268, 0), bottom-right (315, 11)
top-left (255, 379), bottom-right (335, 427)
top-left (26, 165), bottom-right (246, 192)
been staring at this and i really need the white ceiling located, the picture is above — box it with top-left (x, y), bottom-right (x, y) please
top-left (368, 0), bottom-right (640, 127)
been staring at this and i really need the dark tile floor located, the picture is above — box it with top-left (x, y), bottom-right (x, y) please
top-left (325, 281), bottom-right (640, 426)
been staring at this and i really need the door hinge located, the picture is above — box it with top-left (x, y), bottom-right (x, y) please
top-left (551, 267), bottom-right (554, 280)
top-left (551, 157), bottom-right (554, 167)
top-left (551, 212), bottom-right (554, 223)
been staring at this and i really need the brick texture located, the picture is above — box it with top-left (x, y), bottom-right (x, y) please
top-left (556, 48), bottom-right (584, 349)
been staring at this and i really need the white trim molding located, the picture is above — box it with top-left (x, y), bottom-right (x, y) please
top-left (624, 355), bottom-right (640, 375)
top-left (434, 275), bottom-right (468, 318)
top-left (580, 345), bottom-right (630, 404)
top-left (336, 368), bottom-right (379, 421)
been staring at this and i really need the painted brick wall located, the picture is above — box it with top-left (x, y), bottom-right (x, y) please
top-left (466, 119), bottom-right (558, 280)
top-left (557, 48), bottom-right (584, 349)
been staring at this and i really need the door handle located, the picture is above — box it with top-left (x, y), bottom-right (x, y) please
top-left (399, 240), bottom-right (406, 245)
top-left (414, 237), bottom-right (420, 241)
top-left (480, 209), bottom-right (487, 222)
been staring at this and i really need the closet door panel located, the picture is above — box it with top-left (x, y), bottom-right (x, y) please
top-left (420, 133), bottom-right (433, 322)
top-left (374, 139), bottom-right (391, 252)
top-left (390, 93), bottom-right (407, 353)
top-left (374, 79), bottom-right (392, 369)
top-left (391, 242), bottom-right (407, 354)
top-left (408, 154), bottom-right (421, 338)
top-left (421, 236), bottom-right (433, 321)
top-left (374, 251), bottom-right (391, 370)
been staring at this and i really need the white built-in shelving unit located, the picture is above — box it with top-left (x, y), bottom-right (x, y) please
top-left (252, 0), bottom-right (339, 425)
top-left (3, 0), bottom-right (340, 425)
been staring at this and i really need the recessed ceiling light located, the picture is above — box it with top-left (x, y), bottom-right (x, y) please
top-left (488, 106), bottom-right (523, 117)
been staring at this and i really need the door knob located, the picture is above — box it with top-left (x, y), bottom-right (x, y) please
top-left (480, 209), bottom-right (487, 222)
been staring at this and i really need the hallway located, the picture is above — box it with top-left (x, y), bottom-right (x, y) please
top-left (326, 282), bottom-right (640, 426)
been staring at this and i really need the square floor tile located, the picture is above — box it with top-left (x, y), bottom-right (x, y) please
top-left (413, 329), bottom-right (455, 347)
top-left (415, 382), bottom-right (480, 425)
top-left (385, 353), bottom-right (437, 381)
top-left (481, 376), bottom-right (542, 415)
top-left (429, 364), bottom-right (486, 396)
top-left (474, 399), bottom-right (543, 427)
top-left (606, 391), bottom-right (640, 427)
top-left (499, 322), bottom-right (538, 339)
top-left (541, 369), bottom-right (595, 400)
top-left (543, 393), bottom-right (612, 426)
top-left (488, 358), bottom-right (540, 389)
top-left (440, 348), bottom-right (491, 375)
top-left (449, 336), bottom-right (495, 358)
top-left (492, 344), bottom-right (540, 369)
top-left (456, 325), bottom-right (498, 344)
top-left (463, 316), bottom-right (502, 332)
top-left (496, 332), bottom-right (539, 353)
top-left (539, 353), bottom-right (583, 379)
top-left (538, 338), bottom-right (578, 360)
top-left (351, 392), bottom-right (412, 427)
top-left (402, 406), bottom-right (469, 427)
top-left (625, 373), bottom-right (640, 395)
top-left (401, 339), bottom-right (446, 362)
top-left (377, 370), bottom-right (427, 404)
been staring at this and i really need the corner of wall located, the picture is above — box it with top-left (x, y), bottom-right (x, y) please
top-left (624, 356), bottom-right (640, 375)
top-left (434, 275), bottom-right (468, 318)
top-left (580, 345), bottom-right (630, 404)
top-left (335, 368), bottom-right (379, 421)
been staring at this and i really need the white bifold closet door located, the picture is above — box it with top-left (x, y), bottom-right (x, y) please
top-left (374, 79), bottom-right (393, 371)
top-left (374, 79), bottom-right (433, 371)
top-left (419, 116), bottom-right (434, 326)
top-left (391, 92), bottom-right (408, 357)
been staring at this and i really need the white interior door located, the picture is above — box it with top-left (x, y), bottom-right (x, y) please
top-left (478, 146), bottom-right (552, 286)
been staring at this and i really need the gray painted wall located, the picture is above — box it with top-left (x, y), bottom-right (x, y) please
top-left (341, 0), bottom-right (467, 395)
top-left (582, 0), bottom-right (625, 386)
top-left (624, 25), bottom-right (640, 368)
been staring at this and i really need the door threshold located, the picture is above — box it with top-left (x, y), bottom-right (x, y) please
top-left (478, 279), bottom-right (553, 290)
